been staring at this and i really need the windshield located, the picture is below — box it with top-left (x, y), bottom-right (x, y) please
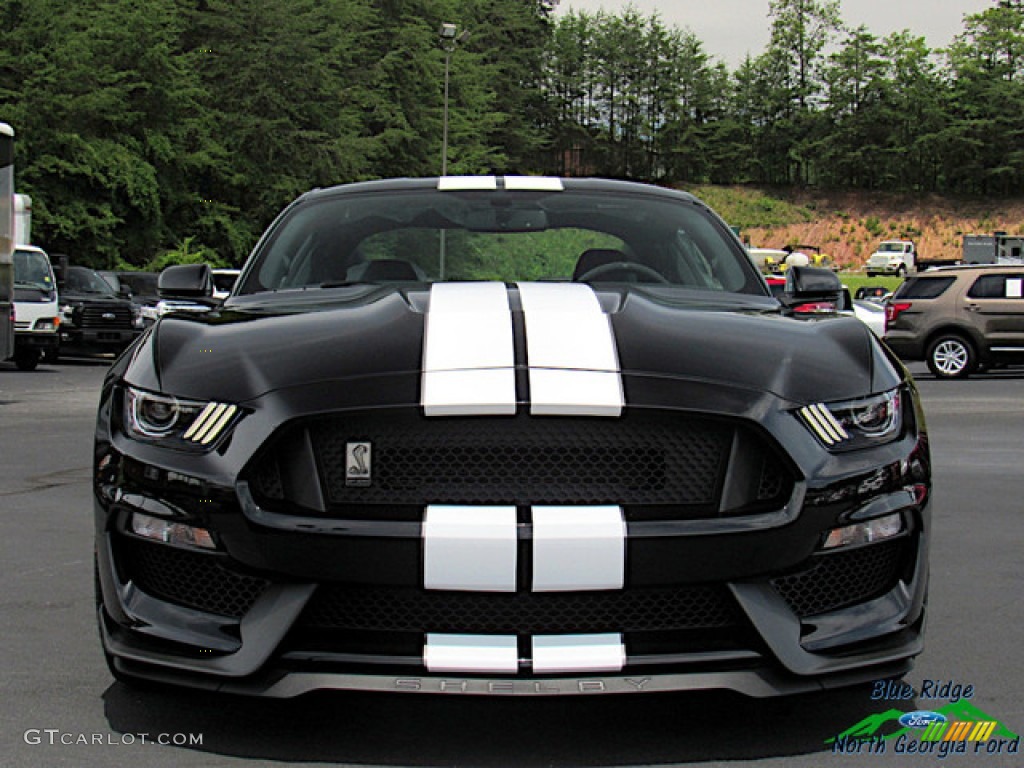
top-left (13, 249), bottom-right (54, 291)
top-left (878, 243), bottom-right (906, 253)
top-left (237, 185), bottom-right (763, 296)
top-left (67, 267), bottom-right (116, 295)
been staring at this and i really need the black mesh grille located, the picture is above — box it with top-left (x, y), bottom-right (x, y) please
top-left (299, 584), bottom-right (741, 634)
top-left (771, 539), bottom-right (907, 618)
top-left (250, 411), bottom-right (774, 509)
top-left (757, 454), bottom-right (788, 501)
top-left (120, 537), bottom-right (269, 618)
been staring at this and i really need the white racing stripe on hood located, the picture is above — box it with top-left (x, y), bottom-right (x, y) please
top-left (421, 282), bottom-right (516, 416)
top-left (517, 282), bottom-right (624, 417)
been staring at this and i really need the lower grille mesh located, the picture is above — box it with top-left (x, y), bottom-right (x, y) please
top-left (771, 539), bottom-right (907, 618)
top-left (299, 584), bottom-right (741, 634)
top-left (120, 537), bottom-right (269, 618)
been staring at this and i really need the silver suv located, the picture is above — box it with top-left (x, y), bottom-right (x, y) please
top-left (884, 265), bottom-right (1024, 377)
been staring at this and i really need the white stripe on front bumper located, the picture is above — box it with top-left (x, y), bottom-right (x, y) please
top-left (422, 505), bottom-right (518, 592)
top-left (517, 282), bottom-right (624, 416)
top-left (421, 282), bottom-right (516, 416)
top-left (424, 634), bottom-right (519, 674)
top-left (532, 506), bottom-right (625, 592)
top-left (532, 634), bottom-right (626, 674)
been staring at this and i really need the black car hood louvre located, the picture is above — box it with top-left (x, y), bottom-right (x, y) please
top-left (124, 284), bottom-right (899, 407)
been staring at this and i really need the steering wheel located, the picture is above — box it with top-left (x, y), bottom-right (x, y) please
top-left (576, 261), bottom-right (669, 284)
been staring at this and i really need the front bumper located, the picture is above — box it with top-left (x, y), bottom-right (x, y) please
top-left (94, 393), bottom-right (930, 697)
top-left (62, 327), bottom-right (139, 351)
top-left (15, 330), bottom-right (59, 353)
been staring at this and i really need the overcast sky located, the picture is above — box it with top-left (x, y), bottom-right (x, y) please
top-left (557, 0), bottom-right (995, 67)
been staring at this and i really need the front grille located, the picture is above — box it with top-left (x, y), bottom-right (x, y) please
top-left (81, 304), bottom-right (132, 329)
top-left (249, 410), bottom-right (793, 514)
top-left (119, 537), bottom-right (269, 618)
top-left (14, 321), bottom-right (30, 331)
top-left (771, 539), bottom-right (907, 618)
top-left (299, 584), bottom-right (741, 634)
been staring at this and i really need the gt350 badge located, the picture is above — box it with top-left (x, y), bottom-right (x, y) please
top-left (345, 442), bottom-right (372, 487)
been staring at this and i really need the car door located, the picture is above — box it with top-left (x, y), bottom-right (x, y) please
top-left (963, 271), bottom-right (1024, 353)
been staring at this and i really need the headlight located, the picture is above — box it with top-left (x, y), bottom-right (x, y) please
top-left (798, 389), bottom-right (902, 450)
top-left (124, 386), bottom-right (240, 449)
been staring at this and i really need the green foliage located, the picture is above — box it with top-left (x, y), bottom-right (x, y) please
top-left (688, 186), bottom-right (815, 228)
top-left (1, 0), bottom-right (1023, 269)
top-left (145, 237), bottom-right (229, 271)
top-left (864, 216), bottom-right (883, 236)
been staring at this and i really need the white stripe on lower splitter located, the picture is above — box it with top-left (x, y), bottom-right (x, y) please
top-left (422, 506), bottom-right (518, 592)
top-left (517, 282), bottom-right (623, 416)
top-left (532, 506), bottom-right (625, 592)
top-left (531, 634), bottom-right (625, 674)
top-left (421, 282), bottom-right (516, 416)
top-left (424, 634), bottom-right (519, 674)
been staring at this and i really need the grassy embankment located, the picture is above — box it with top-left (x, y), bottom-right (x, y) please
top-left (689, 184), bottom-right (1024, 287)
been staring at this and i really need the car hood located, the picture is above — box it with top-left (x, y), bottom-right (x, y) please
top-left (122, 283), bottom-right (901, 408)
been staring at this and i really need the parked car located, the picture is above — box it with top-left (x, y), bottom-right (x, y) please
top-left (884, 264), bottom-right (1024, 377)
top-left (95, 177), bottom-right (930, 699)
top-left (866, 240), bottom-right (918, 277)
top-left (10, 245), bottom-right (59, 370)
top-left (57, 265), bottom-right (141, 357)
top-left (851, 297), bottom-right (886, 337)
top-left (116, 271), bottom-right (159, 303)
top-left (854, 285), bottom-right (891, 303)
top-left (115, 271), bottom-right (162, 326)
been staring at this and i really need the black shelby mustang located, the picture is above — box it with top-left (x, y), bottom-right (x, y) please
top-left (95, 177), bottom-right (930, 697)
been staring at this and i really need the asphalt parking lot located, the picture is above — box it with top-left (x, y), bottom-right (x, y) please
top-left (0, 357), bottom-right (1021, 768)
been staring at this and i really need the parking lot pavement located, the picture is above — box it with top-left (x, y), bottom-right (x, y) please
top-left (0, 359), bottom-right (1021, 768)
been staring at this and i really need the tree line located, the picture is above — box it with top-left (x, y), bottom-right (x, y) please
top-left (0, 0), bottom-right (1021, 267)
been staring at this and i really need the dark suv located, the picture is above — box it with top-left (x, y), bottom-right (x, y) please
top-left (58, 266), bottom-right (141, 357)
top-left (884, 265), bottom-right (1024, 377)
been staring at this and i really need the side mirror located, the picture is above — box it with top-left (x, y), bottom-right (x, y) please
top-left (158, 264), bottom-right (212, 299)
top-left (781, 265), bottom-right (842, 310)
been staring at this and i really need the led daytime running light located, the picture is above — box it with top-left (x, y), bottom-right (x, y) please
top-left (799, 403), bottom-right (850, 446)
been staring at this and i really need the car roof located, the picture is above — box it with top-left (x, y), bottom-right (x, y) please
top-left (921, 264), bottom-right (1023, 273)
top-left (297, 176), bottom-right (704, 207)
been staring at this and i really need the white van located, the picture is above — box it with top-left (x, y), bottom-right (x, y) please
top-left (11, 244), bottom-right (59, 370)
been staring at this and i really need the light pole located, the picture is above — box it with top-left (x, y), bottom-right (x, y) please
top-left (439, 23), bottom-right (456, 177)
top-left (438, 23), bottom-right (467, 278)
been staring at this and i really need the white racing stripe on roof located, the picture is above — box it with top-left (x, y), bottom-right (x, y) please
top-left (517, 282), bottom-right (624, 417)
top-left (504, 176), bottom-right (564, 191)
top-left (421, 282), bottom-right (516, 416)
top-left (437, 176), bottom-right (498, 191)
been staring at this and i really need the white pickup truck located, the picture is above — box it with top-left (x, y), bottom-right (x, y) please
top-left (865, 240), bottom-right (917, 277)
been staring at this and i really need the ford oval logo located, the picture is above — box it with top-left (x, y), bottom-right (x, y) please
top-left (899, 711), bottom-right (947, 729)
top-left (102, 312), bottom-right (116, 320)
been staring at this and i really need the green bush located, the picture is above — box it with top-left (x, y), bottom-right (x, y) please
top-left (144, 237), bottom-right (229, 272)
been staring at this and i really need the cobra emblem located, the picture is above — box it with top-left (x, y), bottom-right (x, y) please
top-left (349, 444), bottom-right (369, 476)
